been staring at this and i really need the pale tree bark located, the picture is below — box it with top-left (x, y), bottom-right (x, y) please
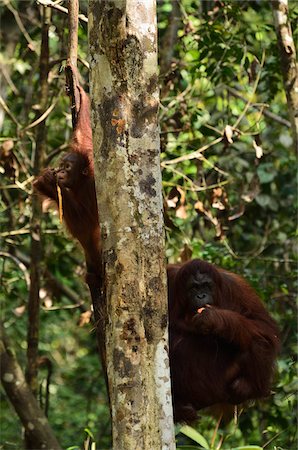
top-left (271, 0), bottom-right (298, 151)
top-left (88, 1), bottom-right (175, 449)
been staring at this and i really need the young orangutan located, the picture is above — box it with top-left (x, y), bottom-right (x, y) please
top-left (33, 86), bottom-right (101, 278)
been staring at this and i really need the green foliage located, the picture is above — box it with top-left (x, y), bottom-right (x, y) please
top-left (160, 1), bottom-right (297, 449)
top-left (0, 1), bottom-right (297, 449)
top-left (178, 424), bottom-right (210, 449)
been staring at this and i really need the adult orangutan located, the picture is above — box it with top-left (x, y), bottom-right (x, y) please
top-left (167, 259), bottom-right (280, 423)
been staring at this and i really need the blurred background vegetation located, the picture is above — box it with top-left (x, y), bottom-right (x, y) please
top-left (0, 1), bottom-right (297, 449)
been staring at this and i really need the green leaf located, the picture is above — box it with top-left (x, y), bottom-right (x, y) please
top-left (179, 425), bottom-right (210, 449)
top-left (14, 60), bottom-right (31, 74)
top-left (232, 447), bottom-right (263, 450)
top-left (255, 31), bottom-right (264, 41)
top-left (177, 446), bottom-right (204, 450)
top-left (84, 428), bottom-right (95, 439)
top-left (257, 164), bottom-right (276, 184)
top-left (255, 193), bottom-right (271, 208)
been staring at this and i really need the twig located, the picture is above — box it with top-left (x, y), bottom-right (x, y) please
top-left (263, 429), bottom-right (287, 449)
top-left (0, 63), bottom-right (19, 95)
top-left (162, 136), bottom-right (223, 165)
top-left (222, 220), bottom-right (272, 261)
top-left (160, 83), bottom-right (193, 120)
top-left (0, 176), bottom-right (34, 192)
top-left (162, 164), bottom-right (230, 192)
top-left (4, 0), bottom-right (36, 51)
top-left (0, 95), bottom-right (20, 127)
top-left (226, 86), bottom-right (291, 128)
top-left (45, 143), bottom-right (69, 164)
top-left (199, 154), bottom-right (229, 177)
top-left (0, 228), bottom-right (30, 237)
top-left (211, 412), bottom-right (223, 449)
top-left (14, 250), bottom-right (88, 311)
top-left (22, 96), bottom-right (59, 132)
top-left (164, 178), bottom-right (229, 193)
top-left (37, 356), bottom-right (52, 417)
top-left (36, 0), bottom-right (88, 23)
top-left (233, 50), bottom-right (265, 129)
top-left (160, 127), bottom-right (187, 135)
top-left (0, 251), bottom-right (30, 289)
top-left (42, 303), bottom-right (84, 311)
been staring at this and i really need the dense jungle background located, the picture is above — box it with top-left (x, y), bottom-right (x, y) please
top-left (0, 1), bottom-right (297, 449)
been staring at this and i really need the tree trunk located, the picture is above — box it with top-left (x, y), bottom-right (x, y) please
top-left (88, 1), bottom-right (175, 449)
top-left (26, 5), bottom-right (50, 395)
top-left (0, 326), bottom-right (61, 450)
top-left (159, 1), bottom-right (181, 79)
top-left (271, 0), bottom-right (298, 151)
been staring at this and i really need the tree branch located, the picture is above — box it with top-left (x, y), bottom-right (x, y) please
top-left (0, 325), bottom-right (62, 450)
top-left (271, 0), bottom-right (298, 150)
top-left (226, 86), bottom-right (291, 128)
top-left (66, 0), bottom-right (80, 128)
top-left (36, 0), bottom-right (88, 24)
top-left (159, 2), bottom-right (182, 77)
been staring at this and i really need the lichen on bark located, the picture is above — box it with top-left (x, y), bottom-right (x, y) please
top-left (89, 1), bottom-right (175, 448)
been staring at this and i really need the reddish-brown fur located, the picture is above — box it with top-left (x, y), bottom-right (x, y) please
top-left (167, 259), bottom-right (280, 423)
top-left (34, 94), bottom-right (279, 422)
top-left (33, 86), bottom-right (101, 276)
